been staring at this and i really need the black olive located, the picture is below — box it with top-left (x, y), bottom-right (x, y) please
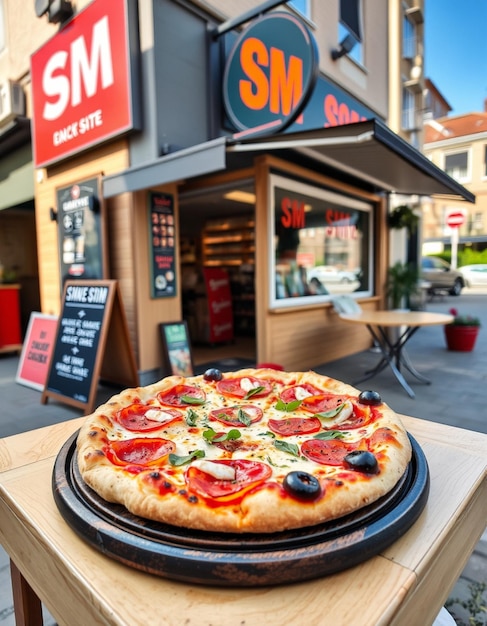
top-left (358, 390), bottom-right (382, 406)
top-left (344, 450), bottom-right (379, 474)
top-left (203, 368), bottom-right (223, 382)
top-left (283, 471), bottom-right (322, 501)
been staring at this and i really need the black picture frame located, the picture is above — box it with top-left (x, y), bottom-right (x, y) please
top-left (159, 321), bottom-right (194, 377)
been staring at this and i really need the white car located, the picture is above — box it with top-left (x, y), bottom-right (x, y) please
top-left (459, 264), bottom-right (487, 287)
top-left (307, 266), bottom-right (359, 285)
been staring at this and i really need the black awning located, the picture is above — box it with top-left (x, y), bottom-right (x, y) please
top-left (103, 118), bottom-right (474, 203)
top-left (227, 118), bottom-right (475, 203)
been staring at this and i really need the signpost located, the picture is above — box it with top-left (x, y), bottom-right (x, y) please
top-left (446, 210), bottom-right (465, 269)
top-left (41, 280), bottom-right (138, 414)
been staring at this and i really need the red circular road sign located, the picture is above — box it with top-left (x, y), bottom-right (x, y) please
top-left (446, 211), bottom-right (465, 228)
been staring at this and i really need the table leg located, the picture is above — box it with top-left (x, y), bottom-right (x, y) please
top-left (10, 560), bottom-right (44, 626)
top-left (352, 325), bottom-right (416, 398)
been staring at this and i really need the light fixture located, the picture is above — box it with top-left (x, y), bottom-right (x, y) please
top-left (331, 34), bottom-right (357, 60)
top-left (223, 190), bottom-right (256, 205)
top-left (35, 0), bottom-right (73, 24)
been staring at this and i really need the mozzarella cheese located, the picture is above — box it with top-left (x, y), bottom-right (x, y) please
top-left (192, 459), bottom-right (236, 481)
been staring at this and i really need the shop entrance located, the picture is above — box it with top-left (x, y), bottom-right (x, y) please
top-left (178, 180), bottom-right (257, 368)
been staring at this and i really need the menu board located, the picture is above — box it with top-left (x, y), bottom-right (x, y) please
top-left (42, 280), bottom-right (138, 414)
top-left (148, 192), bottom-right (176, 298)
top-left (57, 178), bottom-right (106, 287)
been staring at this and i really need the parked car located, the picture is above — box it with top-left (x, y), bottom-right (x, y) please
top-left (421, 257), bottom-right (465, 296)
top-left (458, 264), bottom-right (487, 287)
top-left (307, 265), bottom-right (359, 285)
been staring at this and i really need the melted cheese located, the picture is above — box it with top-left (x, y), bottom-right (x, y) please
top-left (192, 459), bottom-right (236, 480)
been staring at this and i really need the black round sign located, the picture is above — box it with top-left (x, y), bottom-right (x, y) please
top-left (223, 12), bottom-right (319, 134)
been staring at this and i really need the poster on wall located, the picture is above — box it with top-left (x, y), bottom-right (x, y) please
top-left (148, 192), bottom-right (176, 298)
top-left (202, 268), bottom-right (234, 343)
top-left (57, 178), bottom-right (106, 288)
top-left (159, 321), bottom-right (194, 377)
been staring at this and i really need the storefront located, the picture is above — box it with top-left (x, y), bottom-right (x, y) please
top-left (30, 0), bottom-right (473, 383)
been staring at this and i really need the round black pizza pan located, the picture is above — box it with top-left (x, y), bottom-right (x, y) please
top-left (52, 431), bottom-right (429, 587)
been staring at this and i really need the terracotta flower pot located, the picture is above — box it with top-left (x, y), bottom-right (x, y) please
top-left (444, 325), bottom-right (480, 352)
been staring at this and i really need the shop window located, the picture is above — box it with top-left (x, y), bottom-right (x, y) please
top-left (269, 175), bottom-right (373, 309)
top-left (287, 0), bottom-right (310, 19)
top-left (444, 151), bottom-right (470, 183)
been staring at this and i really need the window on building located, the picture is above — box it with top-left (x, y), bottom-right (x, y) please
top-left (402, 86), bottom-right (417, 130)
top-left (484, 145), bottom-right (487, 177)
top-left (0, 0), bottom-right (6, 53)
top-left (337, 0), bottom-right (363, 64)
top-left (444, 151), bottom-right (469, 182)
top-left (270, 175), bottom-right (373, 309)
top-left (402, 14), bottom-right (417, 59)
top-left (287, 0), bottom-right (310, 19)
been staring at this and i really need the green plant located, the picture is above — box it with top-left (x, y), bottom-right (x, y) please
top-left (388, 205), bottom-right (420, 233)
top-left (386, 261), bottom-right (419, 309)
top-left (445, 581), bottom-right (487, 626)
top-left (449, 308), bottom-right (481, 327)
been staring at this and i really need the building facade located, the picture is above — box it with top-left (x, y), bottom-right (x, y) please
top-left (0, 0), bottom-right (472, 383)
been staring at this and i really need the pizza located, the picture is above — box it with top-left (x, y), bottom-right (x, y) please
top-left (76, 368), bottom-right (412, 534)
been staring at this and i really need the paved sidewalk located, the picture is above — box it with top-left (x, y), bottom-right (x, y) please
top-left (0, 291), bottom-right (485, 625)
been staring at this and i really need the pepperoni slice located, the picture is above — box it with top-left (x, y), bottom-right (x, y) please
top-left (157, 384), bottom-right (206, 407)
top-left (216, 376), bottom-right (272, 398)
top-left (209, 405), bottom-right (263, 427)
top-left (106, 438), bottom-right (175, 467)
top-left (186, 459), bottom-right (272, 502)
top-left (268, 417), bottom-right (321, 437)
top-left (116, 404), bottom-right (183, 432)
top-left (280, 384), bottom-right (323, 403)
top-left (301, 439), bottom-right (353, 465)
top-left (300, 393), bottom-right (347, 414)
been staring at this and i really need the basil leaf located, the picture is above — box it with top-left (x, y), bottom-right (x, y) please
top-left (244, 385), bottom-right (265, 399)
top-left (275, 398), bottom-right (302, 412)
top-left (181, 395), bottom-right (205, 405)
top-left (185, 408), bottom-right (198, 426)
top-left (316, 404), bottom-right (346, 420)
top-left (274, 440), bottom-right (300, 457)
top-left (203, 428), bottom-right (241, 443)
top-left (237, 408), bottom-right (252, 426)
top-left (169, 450), bottom-right (205, 466)
top-left (313, 430), bottom-right (346, 440)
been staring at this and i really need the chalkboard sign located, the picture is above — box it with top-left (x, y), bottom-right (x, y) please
top-left (42, 280), bottom-right (138, 414)
top-left (160, 321), bottom-right (194, 376)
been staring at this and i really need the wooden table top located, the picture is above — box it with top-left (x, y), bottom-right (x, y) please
top-left (0, 416), bottom-right (485, 626)
top-left (339, 310), bottom-right (454, 328)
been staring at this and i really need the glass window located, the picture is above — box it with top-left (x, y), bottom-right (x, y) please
top-left (287, 0), bottom-right (310, 19)
top-left (444, 151), bottom-right (469, 182)
top-left (402, 86), bottom-right (416, 130)
top-left (402, 15), bottom-right (417, 59)
top-left (337, 0), bottom-right (363, 64)
top-left (269, 175), bottom-right (373, 309)
top-left (0, 0), bottom-right (5, 53)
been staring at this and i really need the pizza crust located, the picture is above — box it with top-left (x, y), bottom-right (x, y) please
top-left (77, 369), bottom-right (412, 533)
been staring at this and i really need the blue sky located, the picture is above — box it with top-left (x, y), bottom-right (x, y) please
top-left (424, 0), bottom-right (487, 115)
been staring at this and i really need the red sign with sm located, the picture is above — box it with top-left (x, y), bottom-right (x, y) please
top-left (446, 211), bottom-right (465, 228)
top-left (30, 0), bottom-right (137, 168)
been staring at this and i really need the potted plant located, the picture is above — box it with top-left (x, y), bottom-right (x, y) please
top-left (387, 205), bottom-right (420, 235)
top-left (386, 261), bottom-right (419, 310)
top-left (444, 308), bottom-right (481, 352)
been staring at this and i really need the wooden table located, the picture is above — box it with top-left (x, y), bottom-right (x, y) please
top-left (339, 310), bottom-right (454, 397)
top-left (0, 417), bottom-right (485, 626)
